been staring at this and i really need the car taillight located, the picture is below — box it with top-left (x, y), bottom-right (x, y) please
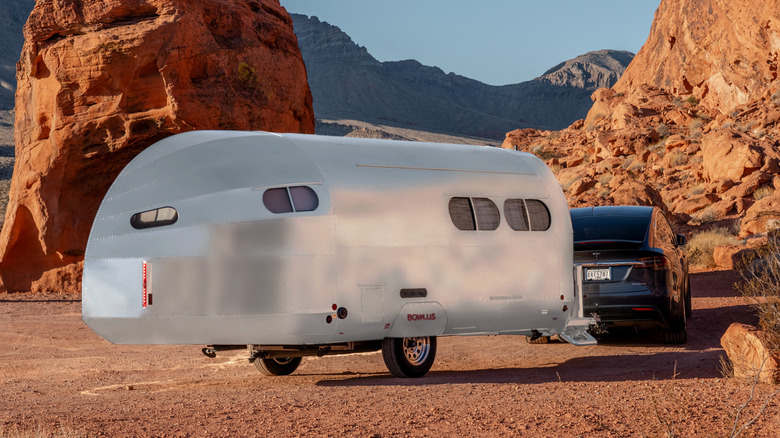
top-left (636, 256), bottom-right (669, 271)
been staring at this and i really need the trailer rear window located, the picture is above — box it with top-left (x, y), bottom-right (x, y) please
top-left (263, 186), bottom-right (319, 213)
top-left (130, 207), bottom-right (178, 229)
top-left (448, 197), bottom-right (500, 231)
top-left (504, 199), bottom-right (550, 231)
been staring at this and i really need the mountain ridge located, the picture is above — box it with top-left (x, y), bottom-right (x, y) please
top-left (291, 14), bottom-right (633, 140)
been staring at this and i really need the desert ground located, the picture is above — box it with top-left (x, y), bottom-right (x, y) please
top-left (0, 269), bottom-right (778, 437)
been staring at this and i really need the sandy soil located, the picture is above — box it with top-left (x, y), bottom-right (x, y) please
top-left (1, 269), bottom-right (778, 437)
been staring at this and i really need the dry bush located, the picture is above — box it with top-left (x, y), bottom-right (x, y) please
top-left (736, 234), bottom-right (780, 353)
top-left (687, 227), bottom-right (740, 267)
top-left (753, 185), bottom-right (774, 200)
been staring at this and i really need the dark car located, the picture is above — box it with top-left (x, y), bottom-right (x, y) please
top-left (570, 206), bottom-right (690, 344)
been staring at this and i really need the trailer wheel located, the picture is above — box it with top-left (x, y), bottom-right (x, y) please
top-left (254, 357), bottom-right (302, 376)
top-left (381, 336), bottom-right (436, 378)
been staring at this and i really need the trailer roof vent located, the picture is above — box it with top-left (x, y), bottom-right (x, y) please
top-left (263, 186), bottom-right (319, 214)
top-left (130, 207), bottom-right (178, 229)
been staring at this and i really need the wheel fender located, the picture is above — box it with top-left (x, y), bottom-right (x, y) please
top-left (388, 302), bottom-right (446, 338)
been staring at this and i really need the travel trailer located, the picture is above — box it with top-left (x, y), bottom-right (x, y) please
top-left (82, 131), bottom-right (596, 378)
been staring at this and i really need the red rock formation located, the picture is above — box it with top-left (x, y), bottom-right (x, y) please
top-left (0, 0), bottom-right (314, 292)
top-left (721, 323), bottom-right (780, 384)
top-left (615, 0), bottom-right (780, 113)
top-left (503, 0), bottom-right (780, 238)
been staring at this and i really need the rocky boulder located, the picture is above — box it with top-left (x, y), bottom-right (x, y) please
top-left (0, 0), bottom-right (314, 293)
top-left (721, 323), bottom-right (780, 384)
top-left (740, 195), bottom-right (780, 238)
top-left (701, 130), bottom-right (764, 181)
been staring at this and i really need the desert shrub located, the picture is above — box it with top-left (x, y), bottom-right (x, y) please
top-left (668, 151), bottom-right (689, 167)
top-left (656, 123), bottom-right (670, 139)
top-left (620, 155), bottom-right (635, 169)
top-left (686, 95), bottom-right (699, 105)
top-left (688, 184), bottom-right (705, 198)
top-left (736, 234), bottom-right (780, 353)
top-left (772, 89), bottom-right (780, 107)
top-left (753, 185), bottom-right (774, 200)
top-left (687, 227), bottom-right (739, 267)
top-left (598, 173), bottom-right (614, 186)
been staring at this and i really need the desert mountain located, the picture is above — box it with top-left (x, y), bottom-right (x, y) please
top-left (0, 0), bottom-right (34, 110)
top-left (291, 14), bottom-right (632, 140)
top-left (504, 0), bottom-right (780, 241)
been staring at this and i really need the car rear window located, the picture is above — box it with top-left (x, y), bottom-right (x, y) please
top-left (571, 216), bottom-right (649, 243)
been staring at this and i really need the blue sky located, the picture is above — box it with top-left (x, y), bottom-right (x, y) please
top-left (282, 1), bottom-right (661, 86)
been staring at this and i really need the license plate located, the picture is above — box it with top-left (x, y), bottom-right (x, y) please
top-left (586, 267), bottom-right (611, 281)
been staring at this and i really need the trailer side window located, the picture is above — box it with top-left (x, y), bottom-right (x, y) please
top-left (449, 197), bottom-right (475, 230)
top-left (504, 199), bottom-right (529, 231)
top-left (263, 186), bottom-right (319, 214)
top-left (449, 197), bottom-right (500, 231)
top-left (526, 200), bottom-right (551, 231)
top-left (472, 198), bottom-right (500, 230)
top-left (130, 207), bottom-right (178, 229)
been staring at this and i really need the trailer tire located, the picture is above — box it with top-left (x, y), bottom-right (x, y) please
top-left (381, 336), bottom-right (436, 378)
top-left (254, 357), bottom-right (302, 376)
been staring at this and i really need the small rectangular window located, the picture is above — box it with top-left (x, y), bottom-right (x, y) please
top-left (131, 207), bottom-right (178, 229)
top-left (449, 197), bottom-right (476, 230)
top-left (263, 186), bottom-right (320, 214)
top-left (526, 200), bottom-right (551, 231)
top-left (289, 186), bottom-right (319, 212)
top-left (472, 198), bottom-right (500, 230)
top-left (263, 187), bottom-right (294, 213)
top-left (504, 199), bottom-right (529, 231)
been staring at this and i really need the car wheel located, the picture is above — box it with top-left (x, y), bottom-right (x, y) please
top-left (525, 335), bottom-right (551, 344)
top-left (663, 306), bottom-right (687, 344)
top-left (381, 336), bottom-right (436, 378)
top-left (254, 357), bottom-right (302, 376)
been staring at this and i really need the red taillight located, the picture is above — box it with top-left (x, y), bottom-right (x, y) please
top-left (631, 307), bottom-right (655, 311)
top-left (142, 261), bottom-right (148, 308)
top-left (636, 256), bottom-right (669, 271)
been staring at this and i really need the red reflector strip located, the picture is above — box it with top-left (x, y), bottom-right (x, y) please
top-left (142, 261), bottom-right (148, 309)
top-left (631, 307), bottom-right (654, 311)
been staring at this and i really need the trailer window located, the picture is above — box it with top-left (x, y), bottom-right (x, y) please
top-left (289, 186), bottom-right (319, 212)
top-left (449, 197), bottom-right (500, 231)
top-left (472, 198), bottom-right (500, 230)
top-left (263, 186), bottom-right (319, 213)
top-left (130, 207), bottom-right (178, 229)
top-left (526, 200), bottom-right (551, 231)
top-left (504, 199), bottom-right (529, 231)
top-left (449, 197), bottom-right (475, 230)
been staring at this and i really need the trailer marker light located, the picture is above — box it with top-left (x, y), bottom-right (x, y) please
top-left (326, 315), bottom-right (333, 324)
top-left (332, 303), bottom-right (338, 311)
top-left (632, 307), bottom-right (654, 311)
top-left (142, 261), bottom-right (148, 309)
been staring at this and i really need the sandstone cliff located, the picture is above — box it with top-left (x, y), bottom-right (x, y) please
top-left (0, 0), bottom-right (314, 292)
top-left (292, 14), bottom-right (632, 139)
top-left (615, 0), bottom-right (780, 114)
top-left (504, 0), bottom-right (780, 239)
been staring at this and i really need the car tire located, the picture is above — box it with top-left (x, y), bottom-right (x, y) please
top-left (663, 306), bottom-right (687, 344)
top-left (382, 336), bottom-right (436, 378)
top-left (684, 283), bottom-right (692, 319)
top-left (254, 357), bottom-right (302, 376)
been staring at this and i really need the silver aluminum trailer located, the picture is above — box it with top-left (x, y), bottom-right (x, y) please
top-left (82, 131), bottom-right (596, 378)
